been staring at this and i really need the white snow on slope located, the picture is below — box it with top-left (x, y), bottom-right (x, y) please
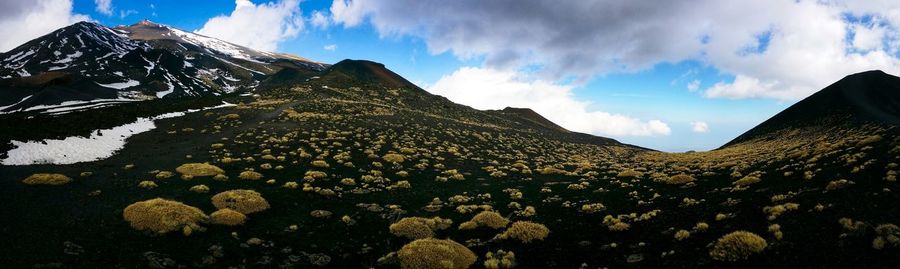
top-left (0, 95), bottom-right (33, 112)
top-left (96, 79), bottom-right (140, 89)
top-left (168, 26), bottom-right (262, 62)
top-left (1, 102), bottom-right (236, 166)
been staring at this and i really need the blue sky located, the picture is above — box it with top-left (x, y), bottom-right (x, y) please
top-left (19, 0), bottom-right (900, 151)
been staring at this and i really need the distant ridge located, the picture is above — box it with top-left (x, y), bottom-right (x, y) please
top-left (493, 107), bottom-right (570, 133)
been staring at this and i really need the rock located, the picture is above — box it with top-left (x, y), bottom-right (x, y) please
top-left (63, 241), bottom-right (84, 255)
top-left (626, 253), bottom-right (644, 263)
top-left (307, 253), bottom-right (331, 266)
top-left (143, 251), bottom-right (177, 269)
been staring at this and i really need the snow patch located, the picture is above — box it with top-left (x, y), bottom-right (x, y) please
top-left (1, 102), bottom-right (236, 165)
top-left (96, 79), bottom-right (140, 89)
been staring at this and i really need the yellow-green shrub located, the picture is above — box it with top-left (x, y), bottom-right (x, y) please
top-left (138, 180), bottom-right (158, 189)
top-left (389, 217), bottom-right (453, 239)
top-left (189, 184), bottom-right (210, 193)
top-left (709, 231), bottom-right (767, 261)
top-left (459, 211), bottom-right (509, 230)
top-left (397, 238), bottom-right (476, 269)
top-left (175, 163), bottom-right (224, 177)
top-left (383, 153), bottom-right (405, 163)
top-left (123, 198), bottom-right (207, 235)
top-left (211, 189), bottom-right (270, 214)
top-left (210, 208), bottom-right (247, 226)
top-left (665, 174), bottom-right (696, 185)
top-left (22, 173), bottom-right (72, 185)
top-left (496, 221), bottom-right (549, 243)
top-left (733, 176), bottom-right (761, 187)
top-left (239, 171), bottom-right (263, 180)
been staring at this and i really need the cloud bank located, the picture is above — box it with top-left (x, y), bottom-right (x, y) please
top-left (196, 0), bottom-right (304, 52)
top-left (330, 0), bottom-right (900, 101)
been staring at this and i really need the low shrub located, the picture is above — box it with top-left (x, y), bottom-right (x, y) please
top-left (211, 189), bottom-right (270, 214)
top-left (210, 209), bottom-right (247, 226)
top-left (239, 171), bottom-right (263, 180)
top-left (175, 163), bottom-right (225, 177)
top-left (123, 198), bottom-right (207, 235)
top-left (459, 211), bottom-right (509, 230)
top-left (383, 153), bottom-right (406, 163)
top-left (397, 238), bottom-right (476, 269)
top-left (22, 173), bottom-right (72, 185)
top-left (709, 231), bottom-right (767, 261)
top-left (665, 174), bottom-right (696, 185)
top-left (496, 221), bottom-right (549, 243)
top-left (390, 217), bottom-right (453, 239)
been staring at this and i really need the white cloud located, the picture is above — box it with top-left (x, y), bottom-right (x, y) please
top-left (426, 67), bottom-right (671, 137)
top-left (691, 121), bottom-right (709, 133)
top-left (323, 44), bottom-right (337, 51)
top-left (330, 0), bottom-right (367, 27)
top-left (196, 0), bottom-right (304, 52)
top-left (687, 79), bottom-right (700, 92)
top-left (119, 9), bottom-right (137, 19)
top-left (310, 10), bottom-right (330, 28)
top-left (852, 24), bottom-right (886, 51)
top-left (330, 0), bottom-right (900, 101)
top-left (0, 0), bottom-right (89, 52)
top-left (95, 0), bottom-right (113, 16)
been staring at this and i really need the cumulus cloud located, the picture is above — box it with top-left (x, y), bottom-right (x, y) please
top-left (330, 0), bottom-right (900, 101)
top-left (691, 121), bottom-right (709, 133)
top-left (95, 0), bottom-right (113, 16)
top-left (323, 44), bottom-right (337, 51)
top-left (426, 67), bottom-right (671, 137)
top-left (0, 0), bottom-right (89, 52)
top-left (687, 80), bottom-right (701, 92)
top-left (196, 0), bottom-right (304, 52)
top-left (309, 10), bottom-right (330, 28)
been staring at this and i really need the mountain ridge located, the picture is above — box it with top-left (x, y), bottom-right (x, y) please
top-left (723, 69), bottom-right (900, 147)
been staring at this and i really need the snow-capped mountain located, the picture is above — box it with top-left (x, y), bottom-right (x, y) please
top-left (0, 20), bottom-right (326, 114)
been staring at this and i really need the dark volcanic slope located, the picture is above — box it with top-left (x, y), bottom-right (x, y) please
top-left (724, 70), bottom-right (900, 147)
top-left (493, 107), bottom-right (570, 133)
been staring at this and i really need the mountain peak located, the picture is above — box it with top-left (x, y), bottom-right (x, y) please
top-left (322, 59), bottom-right (419, 89)
top-left (723, 69), bottom-right (900, 147)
